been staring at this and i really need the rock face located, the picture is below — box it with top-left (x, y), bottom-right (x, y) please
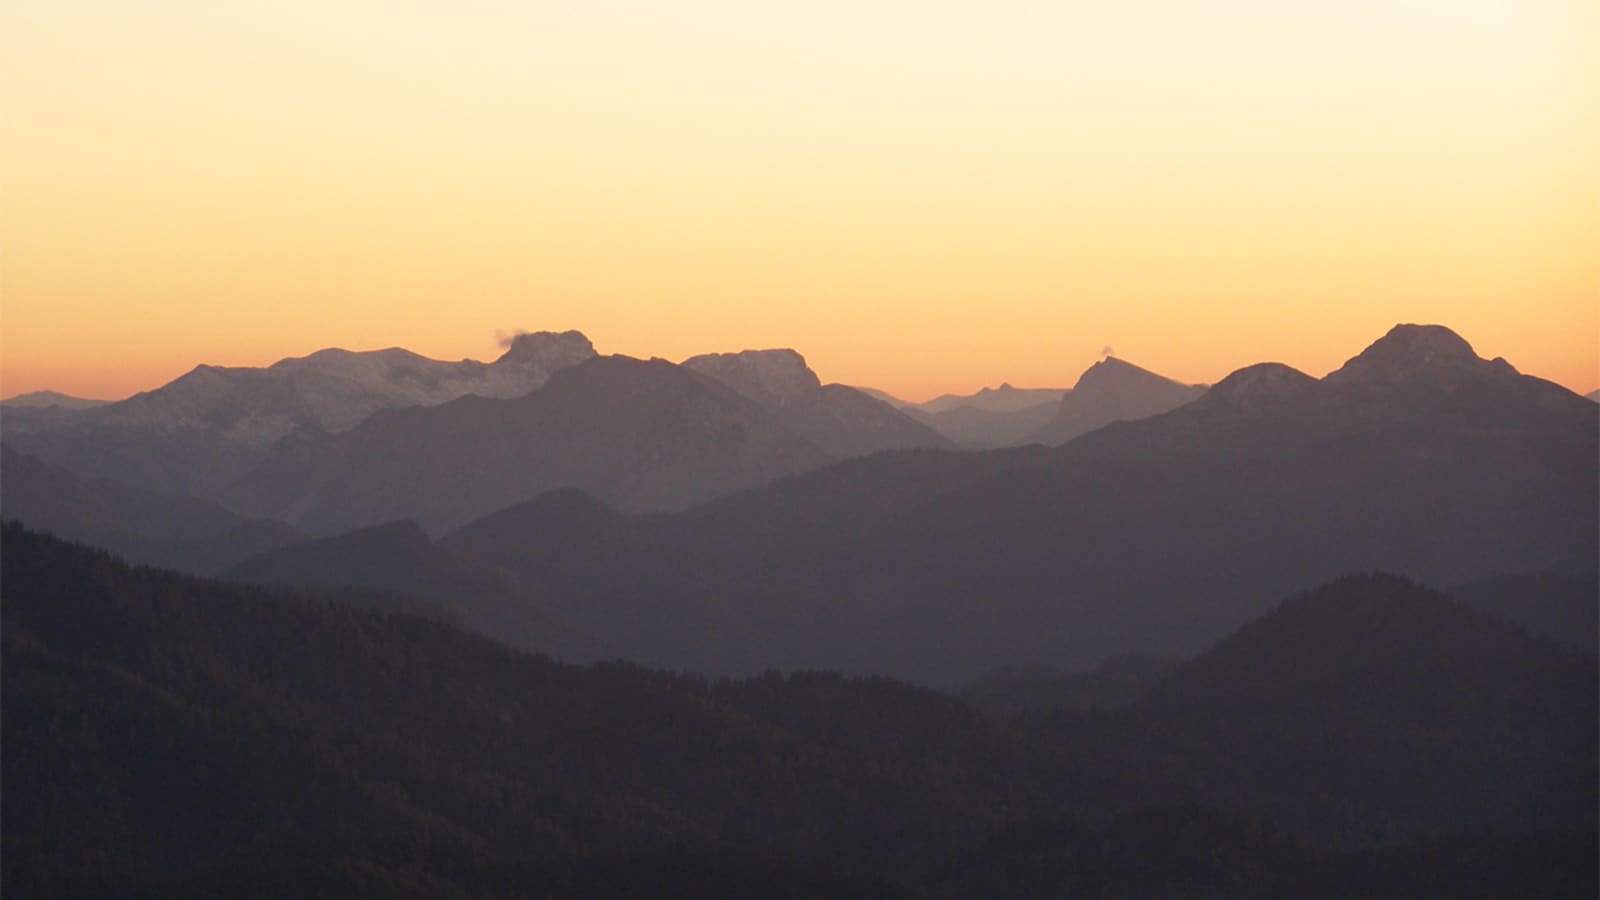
top-left (681, 349), bottom-right (822, 407)
top-left (684, 348), bottom-right (951, 458)
top-left (220, 355), bottom-right (839, 535)
top-left (1024, 357), bottom-right (1206, 446)
top-left (2, 331), bottom-right (597, 498)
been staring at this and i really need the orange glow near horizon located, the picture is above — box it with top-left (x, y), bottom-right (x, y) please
top-left (3, 1), bottom-right (1596, 402)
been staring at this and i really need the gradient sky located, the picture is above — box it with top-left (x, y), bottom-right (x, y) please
top-left (3, 1), bottom-right (1596, 401)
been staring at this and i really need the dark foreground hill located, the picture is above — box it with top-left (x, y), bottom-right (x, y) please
top-left (4, 526), bottom-right (1593, 898)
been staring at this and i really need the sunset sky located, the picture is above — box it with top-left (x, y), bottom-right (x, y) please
top-left (3, 1), bottom-right (1596, 401)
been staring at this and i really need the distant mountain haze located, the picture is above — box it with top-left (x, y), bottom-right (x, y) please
top-left (6, 320), bottom-right (1593, 685)
top-left (220, 354), bottom-right (840, 535)
top-left (221, 519), bottom-right (595, 659)
top-left (0, 443), bottom-right (303, 574)
top-left (920, 383), bottom-right (1070, 415)
top-left (852, 386), bottom-right (914, 408)
top-left (852, 382), bottom-right (1073, 447)
top-left (1024, 356), bottom-right (1207, 446)
top-left (683, 348), bottom-right (952, 457)
top-left (0, 390), bottom-right (109, 409)
top-left (418, 324), bottom-right (1594, 681)
top-left (2, 330), bottom-right (597, 498)
top-left (905, 400), bottom-right (1062, 449)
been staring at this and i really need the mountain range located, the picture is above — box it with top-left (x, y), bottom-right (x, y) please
top-left (3, 338), bottom-right (952, 535)
top-left (2, 330), bottom-right (598, 498)
top-left (4, 319), bottom-right (1596, 897)
top-left (2, 323), bottom-right (1592, 679)
top-left (204, 324), bottom-right (1596, 682)
top-left (865, 360), bottom-right (1207, 449)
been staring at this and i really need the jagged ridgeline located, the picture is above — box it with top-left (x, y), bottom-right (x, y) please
top-left (6, 324), bottom-right (1595, 683)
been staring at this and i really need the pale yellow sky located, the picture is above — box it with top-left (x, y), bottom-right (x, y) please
top-left (3, 1), bottom-right (1596, 401)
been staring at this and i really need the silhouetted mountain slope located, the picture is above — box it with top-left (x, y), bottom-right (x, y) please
top-left (0, 444), bottom-right (302, 574)
top-left (0, 525), bottom-right (1024, 897)
top-left (439, 447), bottom-right (1059, 673)
top-left (829, 326), bottom-right (1596, 678)
top-left (685, 349), bottom-right (951, 456)
top-left (921, 383), bottom-right (1070, 415)
top-left (6, 528), bottom-right (1594, 898)
top-left (907, 399), bottom-right (1061, 448)
top-left (680, 348), bottom-right (822, 405)
top-left (1448, 573), bottom-right (1599, 654)
top-left (433, 325), bottom-right (1595, 681)
top-left (222, 355), bottom-right (836, 535)
top-left (1, 390), bottom-right (109, 409)
top-left (2, 331), bottom-right (594, 498)
top-left (1139, 574), bottom-right (1598, 836)
top-left (774, 383), bottom-right (953, 456)
top-left (1024, 356), bottom-right (1205, 445)
top-left (853, 386), bottom-right (914, 408)
top-left (222, 520), bottom-right (593, 659)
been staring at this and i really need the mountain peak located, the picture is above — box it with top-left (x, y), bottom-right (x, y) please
top-left (0, 390), bottom-right (110, 409)
top-left (1073, 356), bottom-right (1184, 394)
top-left (1198, 363), bottom-right (1319, 412)
top-left (496, 330), bottom-right (596, 369)
top-left (1325, 324), bottom-right (1511, 386)
top-left (681, 348), bottom-right (821, 407)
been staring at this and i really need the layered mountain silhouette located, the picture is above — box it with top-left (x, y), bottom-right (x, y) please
top-left (221, 519), bottom-right (591, 658)
top-left (905, 400), bottom-right (1062, 448)
top-left (377, 324), bottom-right (1595, 680)
top-left (0, 390), bottom-right (108, 409)
top-left (6, 322), bottom-right (1594, 684)
top-left (683, 349), bottom-right (952, 457)
top-left (217, 349), bottom-right (952, 536)
top-left (219, 355), bottom-right (839, 535)
top-left (921, 383), bottom-right (1069, 415)
top-left (0, 444), bottom-right (302, 574)
top-left (6, 526), bottom-right (1594, 897)
top-left (855, 383), bottom-right (1071, 448)
top-left (2, 330), bottom-right (596, 498)
top-left (1024, 356), bottom-right (1206, 445)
